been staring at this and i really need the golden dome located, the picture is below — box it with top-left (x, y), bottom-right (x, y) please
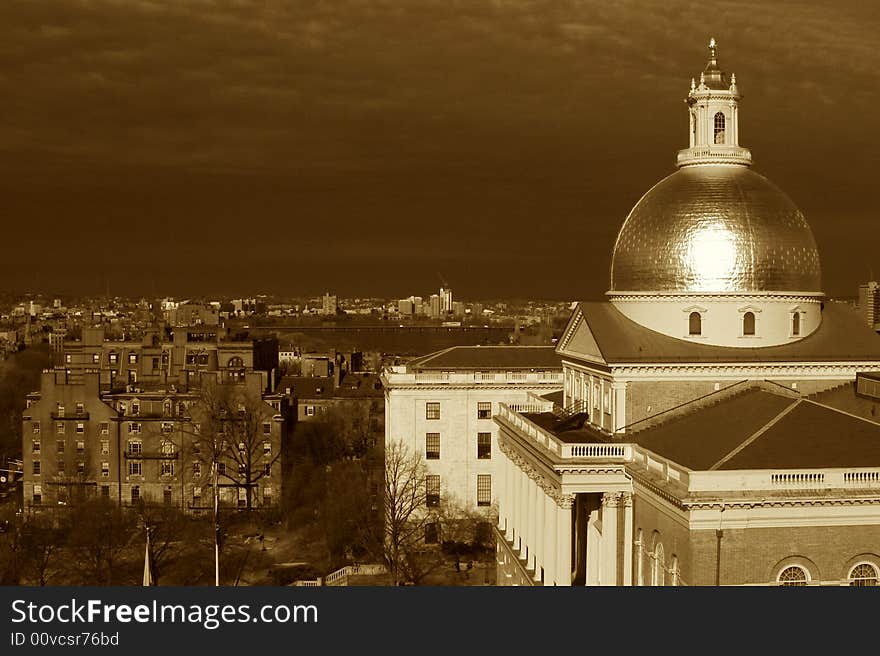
top-left (610, 165), bottom-right (822, 294)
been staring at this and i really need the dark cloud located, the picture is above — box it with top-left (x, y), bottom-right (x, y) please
top-left (0, 0), bottom-right (877, 298)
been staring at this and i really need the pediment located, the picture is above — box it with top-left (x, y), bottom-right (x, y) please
top-left (557, 308), bottom-right (607, 365)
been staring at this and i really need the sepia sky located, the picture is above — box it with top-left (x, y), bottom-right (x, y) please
top-left (1, 0), bottom-right (878, 300)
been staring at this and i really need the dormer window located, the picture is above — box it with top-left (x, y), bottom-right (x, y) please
top-left (742, 311), bottom-right (756, 336)
top-left (688, 312), bottom-right (702, 336)
top-left (714, 112), bottom-right (725, 144)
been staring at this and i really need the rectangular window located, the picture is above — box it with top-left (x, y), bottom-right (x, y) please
top-left (425, 402), bottom-right (440, 420)
top-left (109, 353), bottom-right (118, 365)
top-left (33, 485), bottom-right (42, 505)
top-left (56, 422), bottom-right (64, 435)
top-left (92, 353), bottom-right (100, 364)
top-left (57, 404), bottom-right (65, 417)
top-left (56, 439), bottom-right (65, 454)
top-left (100, 422), bottom-right (109, 435)
top-left (76, 440), bottom-right (84, 453)
top-left (131, 402), bottom-right (140, 416)
top-left (32, 439), bottom-right (40, 453)
top-left (65, 354), bottom-right (72, 364)
top-left (101, 439), bottom-right (109, 455)
top-left (76, 423), bottom-right (84, 434)
top-left (305, 406), bottom-right (315, 417)
top-left (161, 461), bottom-right (175, 476)
top-left (57, 460), bottom-right (65, 474)
top-left (263, 486), bottom-right (272, 501)
top-left (425, 433), bottom-right (441, 459)
top-left (32, 460), bottom-right (40, 475)
top-left (262, 422), bottom-right (272, 435)
top-left (128, 441), bottom-right (142, 455)
top-left (477, 402), bottom-right (492, 419)
top-left (425, 522), bottom-right (440, 545)
top-left (100, 485), bottom-right (110, 497)
top-left (131, 486), bottom-right (140, 503)
top-left (129, 353), bottom-right (138, 364)
top-left (161, 422), bottom-right (173, 434)
top-left (193, 462), bottom-right (201, 478)
top-left (263, 441), bottom-right (271, 456)
top-left (101, 462), bottom-right (110, 477)
top-left (477, 432), bottom-right (492, 459)
top-left (77, 461), bottom-right (85, 474)
top-left (32, 421), bottom-right (40, 434)
top-left (477, 474), bottom-right (491, 507)
top-left (426, 474), bottom-right (441, 507)
top-left (128, 460), bottom-right (142, 476)
top-left (128, 422), bottom-right (141, 434)
top-left (75, 402), bottom-right (84, 414)
top-left (193, 487), bottom-right (202, 502)
top-left (152, 357), bottom-right (160, 370)
top-left (264, 463), bottom-right (271, 477)
top-left (218, 463), bottom-right (226, 476)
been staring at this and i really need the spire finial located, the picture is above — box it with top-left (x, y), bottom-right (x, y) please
top-left (709, 37), bottom-right (716, 49)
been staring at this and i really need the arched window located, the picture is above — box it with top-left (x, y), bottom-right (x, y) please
top-left (777, 565), bottom-right (808, 586)
top-left (671, 556), bottom-right (680, 586)
top-left (651, 535), bottom-right (665, 586)
top-left (227, 356), bottom-right (244, 369)
top-left (688, 312), bottom-right (702, 336)
top-left (743, 311), bottom-right (756, 336)
top-left (714, 112), bottom-right (726, 144)
top-left (849, 563), bottom-right (878, 586)
top-left (792, 312), bottom-right (801, 336)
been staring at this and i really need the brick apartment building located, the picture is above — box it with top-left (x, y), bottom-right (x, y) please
top-left (22, 327), bottom-right (289, 513)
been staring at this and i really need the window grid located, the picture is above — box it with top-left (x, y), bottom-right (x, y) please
top-left (477, 402), bottom-right (491, 419)
top-left (426, 475), bottom-right (441, 507)
top-left (477, 432), bottom-right (492, 459)
top-left (425, 433), bottom-right (441, 460)
top-left (425, 402), bottom-right (440, 420)
top-left (476, 474), bottom-right (491, 507)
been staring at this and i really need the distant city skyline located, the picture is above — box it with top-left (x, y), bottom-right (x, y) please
top-left (1, 2), bottom-right (878, 299)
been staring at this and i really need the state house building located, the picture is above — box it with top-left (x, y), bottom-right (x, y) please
top-left (494, 40), bottom-right (880, 586)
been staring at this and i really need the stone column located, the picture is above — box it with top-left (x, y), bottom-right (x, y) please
top-left (527, 475), bottom-right (537, 569)
top-left (611, 382), bottom-right (627, 433)
top-left (533, 480), bottom-right (545, 582)
top-left (511, 459), bottom-right (521, 546)
top-left (498, 448), bottom-right (507, 532)
top-left (556, 495), bottom-right (574, 586)
top-left (621, 493), bottom-right (633, 586)
top-left (543, 492), bottom-right (557, 585)
top-left (519, 465), bottom-right (529, 557)
top-left (601, 492), bottom-right (620, 586)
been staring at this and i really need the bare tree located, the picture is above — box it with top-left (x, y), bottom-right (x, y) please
top-left (67, 497), bottom-right (136, 585)
top-left (191, 377), bottom-right (281, 511)
top-left (20, 514), bottom-right (70, 586)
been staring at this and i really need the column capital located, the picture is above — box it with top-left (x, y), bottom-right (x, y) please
top-left (557, 494), bottom-right (575, 509)
top-left (620, 492), bottom-right (633, 507)
top-left (602, 491), bottom-right (621, 508)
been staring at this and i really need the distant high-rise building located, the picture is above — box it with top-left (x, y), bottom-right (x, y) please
top-left (429, 294), bottom-right (441, 319)
top-left (859, 281), bottom-right (880, 331)
top-left (440, 286), bottom-right (453, 314)
top-left (452, 301), bottom-right (466, 317)
top-left (398, 299), bottom-right (414, 315)
top-left (322, 293), bottom-right (338, 316)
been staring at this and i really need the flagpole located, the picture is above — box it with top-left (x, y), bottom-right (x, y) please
top-left (142, 525), bottom-right (152, 586)
top-left (213, 459), bottom-right (220, 586)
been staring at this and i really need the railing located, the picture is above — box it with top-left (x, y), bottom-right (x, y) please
top-left (497, 403), bottom-right (629, 461)
top-left (385, 370), bottom-right (563, 385)
top-left (676, 145), bottom-right (752, 166)
top-left (295, 564), bottom-right (388, 587)
top-left (498, 404), bottom-right (880, 494)
top-left (688, 468), bottom-right (880, 492)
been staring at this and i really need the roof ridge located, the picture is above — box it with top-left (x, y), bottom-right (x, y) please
top-left (410, 346), bottom-right (456, 366)
top-left (800, 397), bottom-right (880, 428)
top-left (708, 398), bottom-right (802, 470)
